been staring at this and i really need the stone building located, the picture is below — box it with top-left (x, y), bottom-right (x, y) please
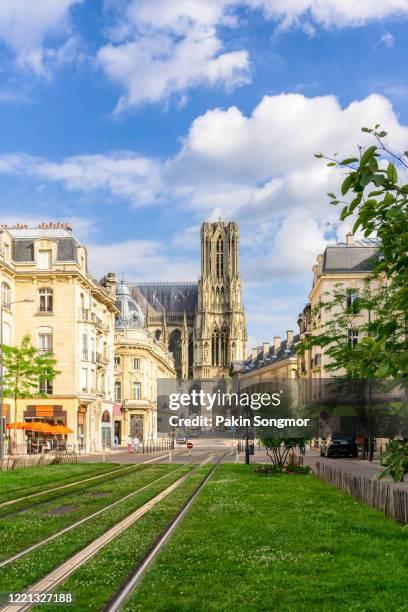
top-left (297, 233), bottom-right (379, 399)
top-left (129, 221), bottom-right (247, 380)
top-left (0, 224), bottom-right (118, 453)
top-left (113, 281), bottom-right (176, 444)
top-left (233, 331), bottom-right (299, 385)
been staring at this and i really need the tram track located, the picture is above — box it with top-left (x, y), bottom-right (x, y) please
top-left (0, 452), bottom-right (223, 612)
top-left (0, 452), bottom-right (181, 516)
top-left (0, 461), bottom-right (195, 570)
top-left (105, 453), bottom-right (225, 612)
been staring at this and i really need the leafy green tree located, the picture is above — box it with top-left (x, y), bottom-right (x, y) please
top-left (376, 440), bottom-right (408, 482)
top-left (314, 126), bottom-right (408, 378)
top-left (260, 437), bottom-right (306, 467)
top-left (2, 335), bottom-right (60, 452)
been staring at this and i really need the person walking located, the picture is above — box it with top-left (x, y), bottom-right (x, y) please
top-left (133, 436), bottom-right (140, 454)
top-left (127, 435), bottom-right (133, 453)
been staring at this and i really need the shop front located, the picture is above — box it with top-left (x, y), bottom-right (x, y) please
top-left (101, 409), bottom-right (112, 449)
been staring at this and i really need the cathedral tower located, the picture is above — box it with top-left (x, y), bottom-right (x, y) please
top-left (193, 221), bottom-right (247, 378)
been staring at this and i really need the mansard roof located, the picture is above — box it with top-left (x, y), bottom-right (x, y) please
top-left (7, 227), bottom-right (80, 263)
top-left (323, 245), bottom-right (378, 273)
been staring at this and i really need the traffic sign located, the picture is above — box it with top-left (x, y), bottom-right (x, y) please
top-left (187, 441), bottom-right (193, 449)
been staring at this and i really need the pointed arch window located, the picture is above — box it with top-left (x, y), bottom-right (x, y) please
top-left (211, 328), bottom-right (228, 366)
top-left (216, 236), bottom-right (224, 279)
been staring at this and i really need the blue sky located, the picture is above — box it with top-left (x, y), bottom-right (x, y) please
top-left (0, 0), bottom-right (408, 349)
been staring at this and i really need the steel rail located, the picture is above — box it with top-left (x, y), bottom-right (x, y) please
top-left (105, 453), bottom-right (225, 612)
top-left (1, 454), bottom-right (217, 612)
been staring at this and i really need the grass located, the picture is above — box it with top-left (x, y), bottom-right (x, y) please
top-left (32, 465), bottom-right (214, 611)
top-left (0, 463), bottom-right (120, 503)
top-left (0, 464), bottom-right (178, 560)
top-left (0, 463), bottom-right (145, 518)
top-left (0, 464), bottom-right (195, 596)
top-left (121, 465), bottom-right (408, 612)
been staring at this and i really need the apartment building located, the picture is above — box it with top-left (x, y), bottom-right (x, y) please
top-left (0, 224), bottom-right (118, 453)
top-left (297, 233), bottom-right (379, 399)
top-left (113, 282), bottom-right (176, 444)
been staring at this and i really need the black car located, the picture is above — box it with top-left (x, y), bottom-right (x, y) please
top-left (320, 434), bottom-right (358, 458)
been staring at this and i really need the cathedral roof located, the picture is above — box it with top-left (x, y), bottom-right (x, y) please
top-left (115, 281), bottom-right (145, 329)
top-left (129, 282), bottom-right (198, 315)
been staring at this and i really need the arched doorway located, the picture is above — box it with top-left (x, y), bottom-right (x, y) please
top-left (101, 409), bottom-right (112, 449)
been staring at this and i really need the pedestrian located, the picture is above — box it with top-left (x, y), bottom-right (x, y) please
top-left (133, 436), bottom-right (140, 453)
top-left (127, 435), bottom-right (133, 453)
top-left (114, 435), bottom-right (119, 449)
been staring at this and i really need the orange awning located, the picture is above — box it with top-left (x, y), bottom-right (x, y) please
top-left (53, 425), bottom-right (73, 434)
top-left (6, 422), bottom-right (31, 430)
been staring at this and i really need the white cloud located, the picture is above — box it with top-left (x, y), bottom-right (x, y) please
top-left (87, 239), bottom-right (197, 281)
top-left (0, 0), bottom-right (82, 75)
top-left (0, 152), bottom-right (162, 207)
top-left (98, 0), bottom-right (408, 109)
top-left (1, 91), bottom-right (408, 285)
top-left (378, 31), bottom-right (395, 47)
top-left (98, 0), bottom-right (250, 110)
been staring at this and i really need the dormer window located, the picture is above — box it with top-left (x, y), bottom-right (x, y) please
top-left (38, 249), bottom-right (52, 270)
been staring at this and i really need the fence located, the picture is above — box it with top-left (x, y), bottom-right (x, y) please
top-left (142, 439), bottom-right (171, 455)
top-left (313, 462), bottom-right (408, 525)
top-left (0, 451), bottom-right (78, 471)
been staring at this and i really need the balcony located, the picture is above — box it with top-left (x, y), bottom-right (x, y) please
top-left (82, 350), bottom-right (89, 360)
top-left (96, 352), bottom-right (109, 366)
top-left (79, 308), bottom-right (92, 321)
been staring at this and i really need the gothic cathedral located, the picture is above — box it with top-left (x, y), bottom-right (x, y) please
top-left (128, 221), bottom-right (247, 380)
top-left (193, 221), bottom-right (247, 378)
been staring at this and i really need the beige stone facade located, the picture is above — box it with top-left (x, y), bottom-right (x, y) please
top-left (0, 225), bottom-right (118, 453)
top-left (113, 282), bottom-right (176, 444)
top-left (297, 234), bottom-right (379, 400)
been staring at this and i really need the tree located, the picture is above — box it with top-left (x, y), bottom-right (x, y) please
top-left (2, 335), bottom-right (60, 452)
top-left (260, 437), bottom-right (306, 467)
top-left (314, 126), bottom-right (408, 378)
top-left (376, 440), bottom-right (408, 482)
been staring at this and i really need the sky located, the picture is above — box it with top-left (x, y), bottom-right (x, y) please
top-left (0, 0), bottom-right (408, 350)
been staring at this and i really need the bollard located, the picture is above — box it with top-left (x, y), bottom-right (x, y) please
top-left (236, 449), bottom-right (239, 463)
top-left (169, 449), bottom-right (172, 463)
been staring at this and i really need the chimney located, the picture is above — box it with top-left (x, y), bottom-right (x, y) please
top-left (286, 330), bottom-right (294, 346)
top-left (273, 336), bottom-right (281, 353)
top-left (346, 232), bottom-right (354, 246)
top-left (251, 347), bottom-right (258, 362)
top-left (262, 342), bottom-right (270, 357)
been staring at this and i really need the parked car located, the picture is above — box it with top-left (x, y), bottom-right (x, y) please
top-left (189, 431), bottom-right (199, 438)
top-left (320, 434), bottom-right (358, 458)
top-left (176, 434), bottom-right (187, 444)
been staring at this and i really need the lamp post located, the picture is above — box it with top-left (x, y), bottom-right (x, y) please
top-left (0, 298), bottom-right (34, 460)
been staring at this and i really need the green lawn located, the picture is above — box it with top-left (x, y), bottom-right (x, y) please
top-left (33, 465), bottom-right (213, 611)
top-left (0, 464), bottom-right (195, 596)
top-left (0, 464), bottom-right (178, 560)
top-left (124, 465), bottom-right (408, 612)
top-left (0, 463), bottom-right (121, 503)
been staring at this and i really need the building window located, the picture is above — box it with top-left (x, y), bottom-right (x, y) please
top-left (39, 288), bottom-right (53, 313)
top-left (38, 249), bottom-right (52, 270)
top-left (133, 357), bottom-right (140, 371)
top-left (81, 368), bottom-right (88, 393)
top-left (154, 329), bottom-right (161, 341)
top-left (114, 356), bottom-right (120, 366)
top-left (216, 237), bottom-right (224, 279)
top-left (348, 329), bottom-right (359, 348)
top-left (346, 289), bottom-right (359, 313)
top-left (39, 379), bottom-right (53, 394)
top-left (82, 333), bottom-right (88, 360)
top-left (211, 329), bottom-right (228, 367)
top-left (1, 282), bottom-right (10, 308)
top-left (38, 329), bottom-right (53, 355)
top-left (114, 381), bottom-right (121, 401)
top-left (132, 382), bottom-right (141, 400)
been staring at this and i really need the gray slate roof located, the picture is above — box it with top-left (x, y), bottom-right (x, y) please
top-left (7, 228), bottom-right (79, 263)
top-left (129, 282), bottom-right (198, 315)
top-left (242, 334), bottom-right (300, 373)
top-left (323, 246), bottom-right (378, 273)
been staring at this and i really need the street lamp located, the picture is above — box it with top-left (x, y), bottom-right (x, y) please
top-left (0, 298), bottom-right (34, 460)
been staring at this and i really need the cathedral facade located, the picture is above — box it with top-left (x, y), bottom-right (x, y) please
top-left (129, 221), bottom-right (247, 379)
